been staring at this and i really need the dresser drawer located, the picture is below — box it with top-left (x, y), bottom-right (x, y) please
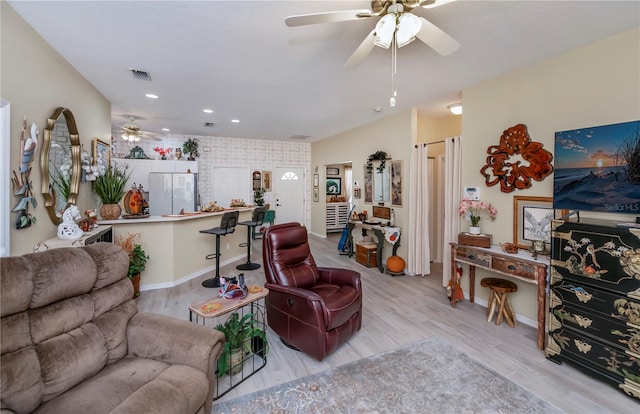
top-left (551, 301), bottom-right (640, 354)
top-left (551, 221), bottom-right (640, 295)
top-left (455, 247), bottom-right (491, 268)
top-left (550, 279), bottom-right (640, 326)
top-left (547, 327), bottom-right (640, 386)
top-left (492, 256), bottom-right (537, 280)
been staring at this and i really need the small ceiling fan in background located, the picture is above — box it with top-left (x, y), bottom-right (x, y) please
top-left (285, 0), bottom-right (460, 68)
top-left (119, 116), bottom-right (160, 143)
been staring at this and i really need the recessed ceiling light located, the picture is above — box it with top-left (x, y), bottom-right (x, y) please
top-left (448, 103), bottom-right (462, 115)
top-left (373, 107), bottom-right (383, 113)
top-left (162, 128), bottom-right (170, 132)
top-left (231, 119), bottom-right (240, 123)
top-left (145, 93), bottom-right (158, 99)
top-left (203, 109), bottom-right (213, 114)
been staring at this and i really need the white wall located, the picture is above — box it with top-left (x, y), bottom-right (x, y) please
top-left (2, 2), bottom-right (111, 255)
top-left (311, 109), bottom-right (416, 262)
top-left (461, 28), bottom-right (640, 323)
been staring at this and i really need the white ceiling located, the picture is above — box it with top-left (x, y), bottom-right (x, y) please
top-left (8, 1), bottom-right (639, 142)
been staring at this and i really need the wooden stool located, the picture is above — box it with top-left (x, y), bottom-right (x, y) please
top-left (480, 277), bottom-right (518, 328)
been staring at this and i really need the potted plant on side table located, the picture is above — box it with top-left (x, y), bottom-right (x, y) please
top-left (215, 312), bottom-right (268, 376)
top-left (93, 165), bottom-right (131, 220)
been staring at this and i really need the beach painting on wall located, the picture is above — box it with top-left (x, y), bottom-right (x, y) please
top-left (553, 120), bottom-right (640, 213)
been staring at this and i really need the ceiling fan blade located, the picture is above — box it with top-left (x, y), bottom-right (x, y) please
top-left (285, 9), bottom-right (372, 27)
top-left (421, 0), bottom-right (459, 9)
top-left (344, 29), bottom-right (376, 68)
top-left (416, 17), bottom-right (460, 56)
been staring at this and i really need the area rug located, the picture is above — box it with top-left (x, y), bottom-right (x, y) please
top-left (213, 336), bottom-right (562, 414)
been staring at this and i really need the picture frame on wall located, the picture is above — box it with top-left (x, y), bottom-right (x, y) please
top-left (326, 167), bottom-right (339, 176)
top-left (313, 173), bottom-right (319, 188)
top-left (92, 138), bottom-right (110, 173)
top-left (313, 187), bottom-right (319, 202)
top-left (364, 169), bottom-right (373, 203)
top-left (354, 187), bottom-right (361, 199)
top-left (513, 196), bottom-right (553, 249)
top-left (390, 160), bottom-right (402, 206)
top-left (262, 171), bottom-right (272, 192)
top-left (326, 178), bottom-right (341, 195)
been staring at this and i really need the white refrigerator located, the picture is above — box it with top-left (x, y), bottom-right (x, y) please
top-left (149, 173), bottom-right (198, 215)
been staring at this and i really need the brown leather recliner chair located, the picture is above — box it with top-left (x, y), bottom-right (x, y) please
top-left (262, 222), bottom-right (362, 361)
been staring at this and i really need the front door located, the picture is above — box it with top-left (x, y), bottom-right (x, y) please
top-left (274, 167), bottom-right (304, 225)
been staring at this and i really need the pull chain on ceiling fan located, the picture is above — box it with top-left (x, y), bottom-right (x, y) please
top-left (286, 0), bottom-right (460, 106)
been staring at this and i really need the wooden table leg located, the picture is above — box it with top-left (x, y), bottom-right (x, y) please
top-left (536, 268), bottom-right (546, 350)
top-left (469, 265), bottom-right (475, 303)
top-left (487, 290), bottom-right (497, 322)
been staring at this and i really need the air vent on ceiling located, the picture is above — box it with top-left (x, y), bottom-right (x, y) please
top-left (288, 134), bottom-right (312, 140)
top-left (129, 68), bottom-right (151, 81)
top-left (204, 122), bottom-right (215, 127)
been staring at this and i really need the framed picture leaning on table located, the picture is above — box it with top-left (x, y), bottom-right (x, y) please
top-left (513, 196), bottom-right (553, 250)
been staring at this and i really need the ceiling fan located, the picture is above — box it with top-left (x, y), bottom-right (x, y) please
top-left (285, 0), bottom-right (460, 68)
top-left (119, 116), bottom-right (160, 143)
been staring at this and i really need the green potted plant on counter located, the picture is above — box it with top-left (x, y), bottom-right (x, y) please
top-left (214, 312), bottom-right (268, 376)
top-left (182, 138), bottom-right (200, 161)
top-left (93, 165), bottom-right (131, 220)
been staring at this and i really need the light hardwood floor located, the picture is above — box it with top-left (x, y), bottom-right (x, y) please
top-left (137, 233), bottom-right (638, 413)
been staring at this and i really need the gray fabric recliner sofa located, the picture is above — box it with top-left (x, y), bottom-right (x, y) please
top-left (1, 243), bottom-right (224, 414)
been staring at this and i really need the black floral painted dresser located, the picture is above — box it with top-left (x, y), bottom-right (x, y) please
top-left (546, 219), bottom-right (640, 401)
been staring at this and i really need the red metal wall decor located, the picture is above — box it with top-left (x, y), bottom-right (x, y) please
top-left (480, 124), bottom-right (553, 193)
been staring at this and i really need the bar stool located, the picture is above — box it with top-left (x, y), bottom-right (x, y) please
top-left (481, 277), bottom-right (518, 328)
top-left (236, 207), bottom-right (267, 271)
top-left (199, 210), bottom-right (239, 288)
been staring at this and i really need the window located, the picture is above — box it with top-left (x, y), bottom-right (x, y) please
top-left (281, 171), bottom-right (299, 180)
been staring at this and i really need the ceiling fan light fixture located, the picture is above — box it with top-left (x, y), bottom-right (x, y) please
top-left (448, 103), bottom-right (462, 115)
top-left (396, 13), bottom-right (422, 48)
top-left (373, 14), bottom-right (396, 49)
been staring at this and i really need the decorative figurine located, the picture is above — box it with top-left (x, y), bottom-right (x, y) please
top-left (57, 205), bottom-right (83, 240)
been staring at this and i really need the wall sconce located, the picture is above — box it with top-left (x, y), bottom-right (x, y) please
top-left (448, 103), bottom-right (462, 115)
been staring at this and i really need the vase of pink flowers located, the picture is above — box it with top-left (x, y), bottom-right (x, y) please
top-left (153, 146), bottom-right (172, 160)
top-left (458, 199), bottom-right (497, 234)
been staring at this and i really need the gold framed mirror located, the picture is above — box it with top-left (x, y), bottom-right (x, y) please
top-left (41, 107), bottom-right (81, 225)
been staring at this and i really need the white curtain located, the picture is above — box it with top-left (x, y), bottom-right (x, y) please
top-left (442, 136), bottom-right (462, 287)
top-left (345, 166), bottom-right (353, 203)
top-left (407, 144), bottom-right (430, 276)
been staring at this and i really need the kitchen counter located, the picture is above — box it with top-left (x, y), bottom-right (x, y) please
top-left (97, 207), bottom-right (253, 225)
top-left (98, 208), bottom-right (254, 290)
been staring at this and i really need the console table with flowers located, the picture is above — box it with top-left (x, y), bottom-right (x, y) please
top-left (450, 242), bottom-right (549, 350)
